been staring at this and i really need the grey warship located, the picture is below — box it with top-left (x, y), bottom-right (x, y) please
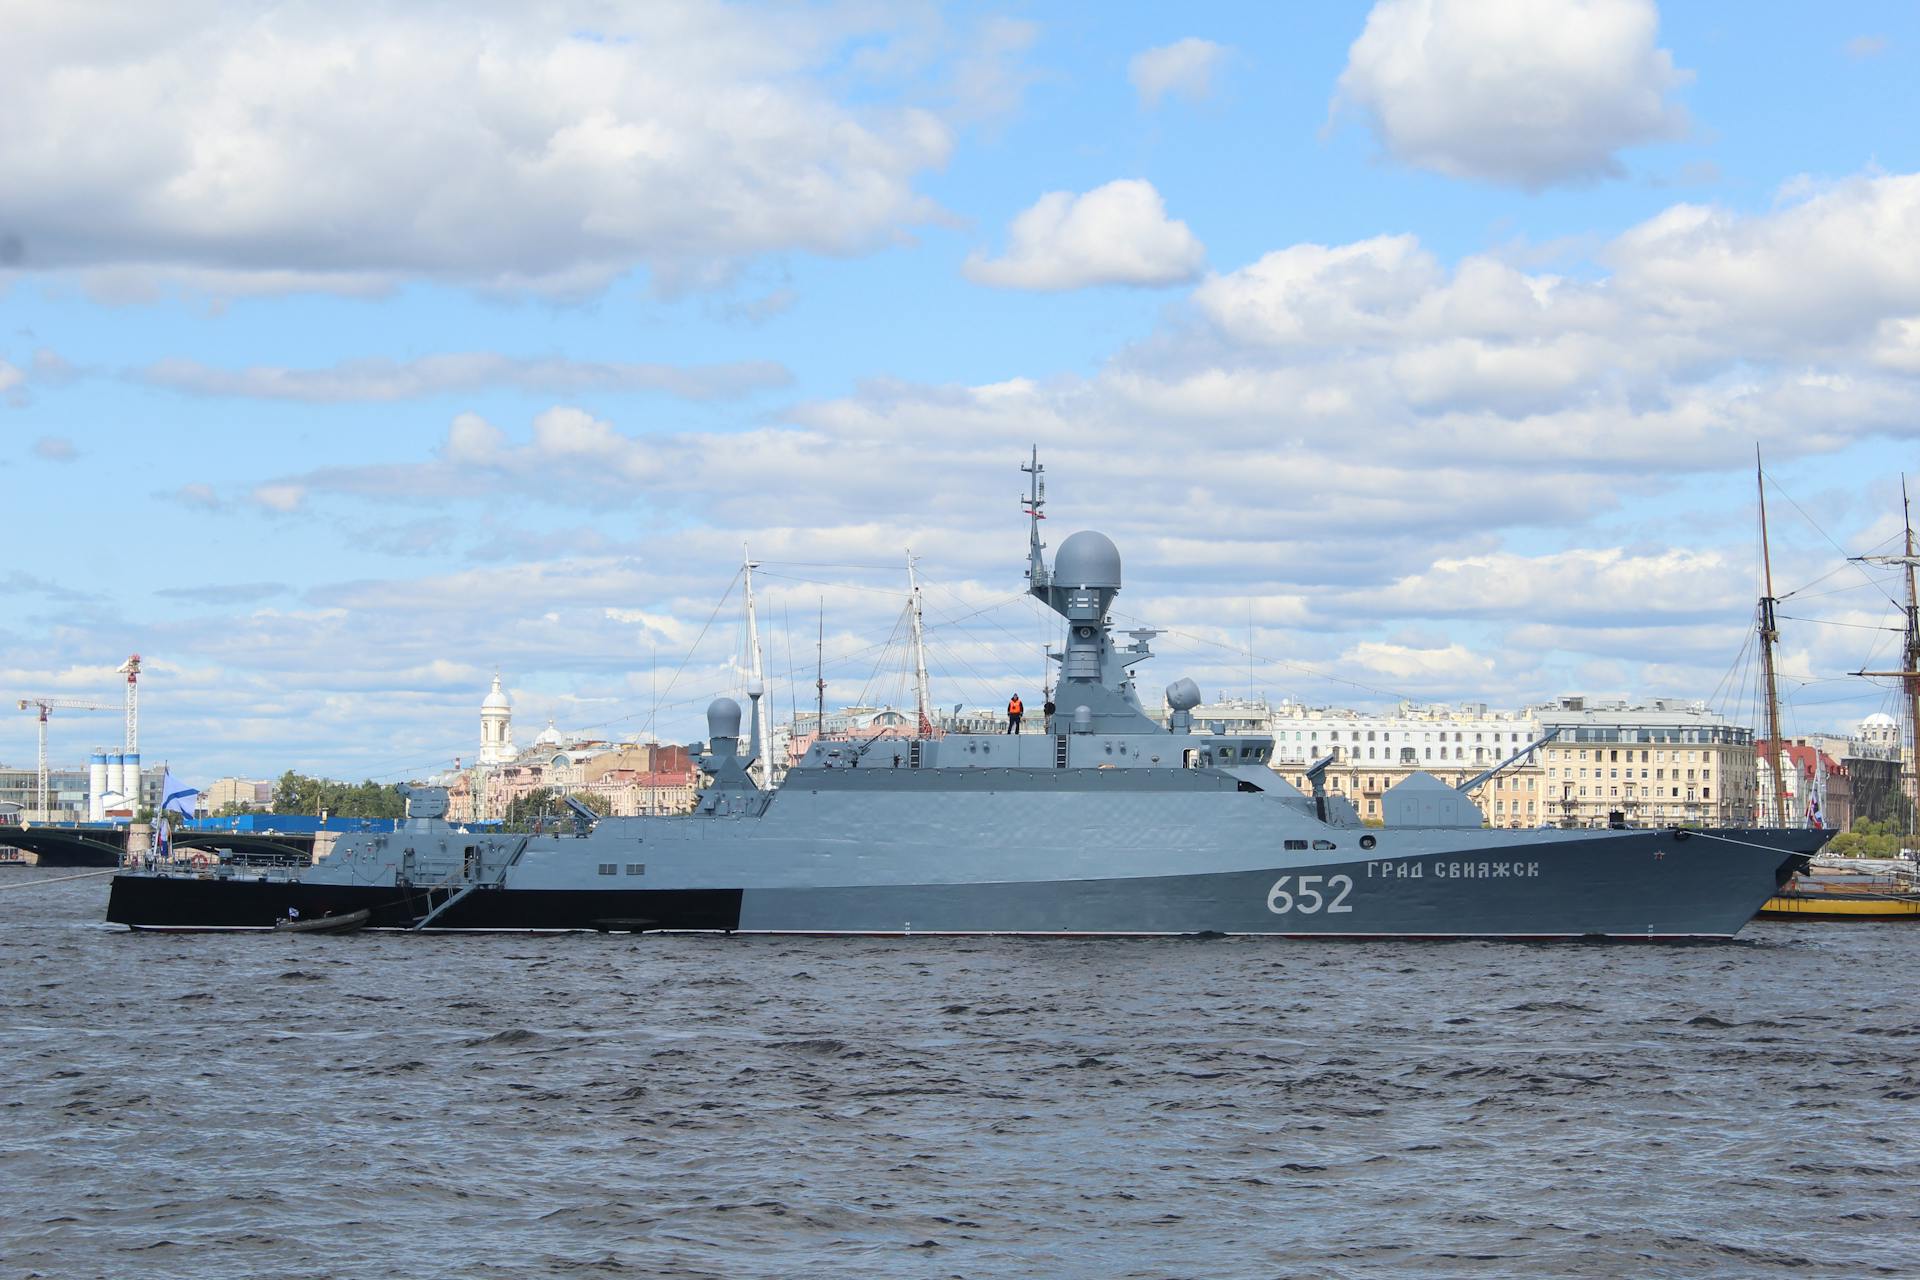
top-left (107, 456), bottom-right (1828, 938)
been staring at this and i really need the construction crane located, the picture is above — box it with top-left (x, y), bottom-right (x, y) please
top-left (116, 654), bottom-right (141, 756)
top-left (14, 697), bottom-right (114, 821)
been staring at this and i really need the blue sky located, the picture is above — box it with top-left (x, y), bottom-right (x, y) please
top-left (5, 0), bottom-right (1920, 782)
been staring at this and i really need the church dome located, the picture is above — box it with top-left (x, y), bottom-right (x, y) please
top-left (535, 717), bottom-right (563, 747)
top-left (1861, 712), bottom-right (1897, 728)
top-left (482, 674), bottom-right (511, 712)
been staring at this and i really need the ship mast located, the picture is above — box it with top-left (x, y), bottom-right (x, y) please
top-left (907, 549), bottom-right (933, 736)
top-left (1851, 476), bottom-right (1920, 837)
top-left (743, 545), bottom-right (770, 788)
top-left (1756, 449), bottom-right (1788, 827)
top-left (815, 599), bottom-right (826, 744)
top-left (1022, 444), bottom-right (1047, 592)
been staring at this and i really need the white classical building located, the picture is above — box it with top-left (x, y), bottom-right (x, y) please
top-left (479, 674), bottom-right (517, 766)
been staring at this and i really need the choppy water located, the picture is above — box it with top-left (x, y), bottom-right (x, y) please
top-left (2, 868), bottom-right (1916, 1279)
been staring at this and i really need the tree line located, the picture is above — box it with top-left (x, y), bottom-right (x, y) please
top-left (265, 771), bottom-right (409, 819)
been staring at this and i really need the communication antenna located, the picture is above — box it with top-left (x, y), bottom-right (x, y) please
top-left (907, 549), bottom-right (932, 736)
top-left (816, 597), bottom-right (826, 742)
top-left (742, 545), bottom-right (770, 788)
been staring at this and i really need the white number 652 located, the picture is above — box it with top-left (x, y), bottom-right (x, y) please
top-left (1266, 873), bottom-right (1353, 915)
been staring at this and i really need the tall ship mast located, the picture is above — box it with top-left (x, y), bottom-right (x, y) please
top-left (1756, 450), bottom-right (1789, 827)
top-left (1851, 477), bottom-right (1920, 838)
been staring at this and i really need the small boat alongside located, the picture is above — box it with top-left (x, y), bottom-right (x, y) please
top-left (1761, 862), bottom-right (1920, 919)
top-left (272, 907), bottom-right (371, 934)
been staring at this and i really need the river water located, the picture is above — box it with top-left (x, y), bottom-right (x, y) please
top-left (2, 868), bottom-right (1915, 1279)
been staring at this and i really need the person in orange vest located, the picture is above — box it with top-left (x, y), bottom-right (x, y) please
top-left (1006, 693), bottom-right (1024, 735)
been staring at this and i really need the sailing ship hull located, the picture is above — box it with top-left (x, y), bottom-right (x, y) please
top-left (107, 825), bottom-right (1823, 939)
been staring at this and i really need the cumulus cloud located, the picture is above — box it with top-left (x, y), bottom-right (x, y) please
top-left (1190, 172), bottom-right (1920, 420)
top-left (964, 180), bottom-right (1206, 291)
top-left (31, 435), bottom-right (75, 462)
top-left (137, 353), bottom-right (792, 402)
top-left (1129, 38), bottom-right (1229, 108)
top-left (0, 3), bottom-right (957, 295)
top-left (1333, 0), bottom-right (1690, 189)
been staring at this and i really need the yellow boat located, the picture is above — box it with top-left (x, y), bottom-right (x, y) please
top-left (1760, 876), bottom-right (1920, 919)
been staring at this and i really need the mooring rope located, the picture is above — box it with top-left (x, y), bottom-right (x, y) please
top-left (0, 868), bottom-right (121, 889)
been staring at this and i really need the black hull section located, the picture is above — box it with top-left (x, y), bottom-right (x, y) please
top-left (107, 876), bottom-right (743, 932)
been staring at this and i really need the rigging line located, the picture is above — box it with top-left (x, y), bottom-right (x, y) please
top-left (1706, 622), bottom-right (1755, 712)
top-left (1776, 615), bottom-right (1904, 632)
top-left (756, 561), bottom-right (915, 571)
top-left (1778, 530), bottom-right (1903, 600)
top-left (921, 632), bottom-right (1006, 700)
top-left (1111, 609), bottom-right (1416, 703)
top-left (1763, 471), bottom-right (1903, 611)
top-left (594, 566), bottom-right (744, 738)
top-left (923, 580), bottom-right (1047, 646)
top-left (754, 570), bottom-right (910, 598)
top-left (855, 603), bottom-right (912, 708)
top-left (1783, 577), bottom-right (1902, 604)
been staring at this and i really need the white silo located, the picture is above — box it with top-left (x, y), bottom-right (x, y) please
top-left (88, 751), bottom-right (108, 822)
top-left (106, 753), bottom-right (126, 810)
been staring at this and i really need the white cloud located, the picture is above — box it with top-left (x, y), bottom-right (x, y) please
top-left (251, 484), bottom-right (307, 514)
top-left (31, 435), bottom-right (76, 462)
top-left (1363, 549), bottom-right (1741, 621)
top-left (0, 3), bottom-right (956, 296)
top-left (136, 353), bottom-right (791, 402)
top-left (1190, 173), bottom-right (1920, 420)
top-left (1339, 640), bottom-right (1497, 686)
top-left (964, 179), bottom-right (1206, 291)
top-left (1129, 38), bottom-right (1229, 108)
top-left (0, 361), bottom-right (21, 394)
top-left (1333, 0), bottom-right (1689, 189)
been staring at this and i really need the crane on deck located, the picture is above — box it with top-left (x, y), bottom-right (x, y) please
top-left (14, 697), bottom-right (114, 821)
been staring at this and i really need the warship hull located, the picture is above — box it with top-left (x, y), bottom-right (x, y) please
top-left (107, 826), bottom-right (1821, 939)
top-left (102, 457), bottom-right (1830, 942)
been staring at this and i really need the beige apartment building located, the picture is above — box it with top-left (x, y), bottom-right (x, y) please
top-left (1532, 697), bottom-right (1756, 828)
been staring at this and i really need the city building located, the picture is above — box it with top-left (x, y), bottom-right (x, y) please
top-left (1160, 698), bottom-right (1548, 828)
top-left (1533, 697), bottom-right (1756, 828)
top-left (204, 777), bottom-right (273, 812)
top-left (441, 678), bottom-right (697, 820)
top-left (0, 762), bottom-right (161, 822)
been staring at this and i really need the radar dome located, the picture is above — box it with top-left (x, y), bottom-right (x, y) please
top-left (1165, 678), bottom-right (1201, 712)
top-left (1054, 530), bottom-right (1122, 589)
top-left (707, 697), bottom-right (743, 739)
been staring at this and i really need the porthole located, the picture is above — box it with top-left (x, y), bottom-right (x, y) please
top-left (1359, 835), bottom-right (1376, 850)
top-left (1312, 840), bottom-right (1336, 851)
